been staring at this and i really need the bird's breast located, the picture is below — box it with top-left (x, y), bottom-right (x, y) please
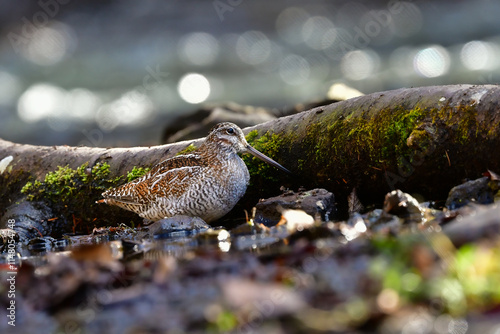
top-left (218, 155), bottom-right (250, 200)
top-left (196, 156), bottom-right (249, 222)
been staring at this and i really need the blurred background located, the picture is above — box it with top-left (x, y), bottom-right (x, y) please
top-left (0, 0), bottom-right (499, 146)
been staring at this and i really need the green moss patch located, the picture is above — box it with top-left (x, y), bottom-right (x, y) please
top-left (20, 162), bottom-right (153, 226)
top-left (176, 143), bottom-right (198, 156)
top-left (21, 162), bottom-right (122, 202)
top-left (17, 161), bottom-right (155, 231)
top-left (324, 106), bottom-right (428, 166)
top-left (244, 130), bottom-right (286, 184)
top-left (126, 166), bottom-right (151, 182)
top-left (304, 103), bottom-right (484, 176)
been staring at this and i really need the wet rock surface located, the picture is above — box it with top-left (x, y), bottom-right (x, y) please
top-left (445, 172), bottom-right (499, 210)
top-left (0, 201), bottom-right (55, 243)
top-left (254, 188), bottom-right (336, 226)
top-left (147, 215), bottom-right (210, 237)
top-left (1, 179), bottom-right (500, 333)
top-left (443, 204), bottom-right (500, 246)
top-left (383, 189), bottom-right (424, 224)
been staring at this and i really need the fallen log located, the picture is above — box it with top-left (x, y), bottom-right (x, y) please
top-left (1, 84), bottom-right (499, 238)
top-left (245, 84), bottom-right (500, 209)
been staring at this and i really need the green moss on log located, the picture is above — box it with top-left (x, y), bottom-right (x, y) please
top-left (239, 101), bottom-right (486, 197)
top-left (244, 130), bottom-right (288, 185)
top-left (176, 143), bottom-right (197, 156)
top-left (299, 103), bottom-right (485, 186)
top-left (21, 162), bottom-right (122, 203)
top-left (20, 162), bottom-right (152, 227)
top-left (304, 107), bottom-right (429, 172)
top-left (126, 166), bottom-right (151, 182)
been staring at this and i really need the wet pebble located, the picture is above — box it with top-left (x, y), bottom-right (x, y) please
top-left (230, 221), bottom-right (267, 236)
top-left (195, 228), bottom-right (230, 244)
top-left (278, 209), bottom-right (315, 232)
top-left (0, 201), bottom-right (54, 243)
top-left (383, 190), bottom-right (424, 224)
top-left (148, 215), bottom-right (210, 238)
top-left (234, 234), bottom-right (279, 250)
top-left (221, 278), bottom-right (306, 319)
top-left (445, 175), bottom-right (498, 210)
top-left (287, 224), bottom-right (339, 244)
top-left (443, 204), bottom-right (500, 246)
top-left (365, 209), bottom-right (402, 234)
top-left (27, 237), bottom-right (56, 254)
top-left (52, 238), bottom-right (69, 251)
top-left (255, 188), bottom-right (336, 226)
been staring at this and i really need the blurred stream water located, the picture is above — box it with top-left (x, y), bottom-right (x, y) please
top-left (0, 0), bottom-right (499, 146)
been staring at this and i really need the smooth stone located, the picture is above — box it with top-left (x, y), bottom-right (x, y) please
top-left (443, 204), bottom-right (500, 246)
top-left (445, 176), bottom-right (496, 210)
top-left (147, 215), bottom-right (210, 236)
top-left (254, 188), bottom-right (336, 226)
top-left (383, 189), bottom-right (424, 224)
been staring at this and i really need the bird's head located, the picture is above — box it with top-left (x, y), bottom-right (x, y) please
top-left (206, 122), bottom-right (290, 173)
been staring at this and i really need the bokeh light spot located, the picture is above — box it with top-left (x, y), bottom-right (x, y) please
top-left (96, 90), bottom-right (154, 131)
top-left (413, 45), bottom-right (450, 78)
top-left (341, 49), bottom-right (379, 80)
top-left (376, 288), bottom-right (399, 313)
top-left (236, 31), bottom-right (271, 65)
top-left (66, 88), bottom-right (101, 121)
top-left (18, 83), bottom-right (66, 122)
top-left (178, 73), bottom-right (211, 104)
top-left (302, 16), bottom-right (336, 50)
top-left (389, 47), bottom-right (414, 77)
top-left (21, 22), bottom-right (75, 66)
top-left (460, 40), bottom-right (496, 70)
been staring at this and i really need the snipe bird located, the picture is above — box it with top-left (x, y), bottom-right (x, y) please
top-left (99, 122), bottom-right (290, 223)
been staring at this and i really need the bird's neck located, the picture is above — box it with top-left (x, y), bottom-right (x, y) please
top-left (199, 140), bottom-right (238, 162)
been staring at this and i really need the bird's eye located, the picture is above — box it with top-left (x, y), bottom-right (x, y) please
top-left (226, 128), bottom-right (235, 134)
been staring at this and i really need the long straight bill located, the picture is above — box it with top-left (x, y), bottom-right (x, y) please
top-left (245, 145), bottom-right (291, 174)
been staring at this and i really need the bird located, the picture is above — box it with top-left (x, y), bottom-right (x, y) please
top-left (98, 122), bottom-right (290, 223)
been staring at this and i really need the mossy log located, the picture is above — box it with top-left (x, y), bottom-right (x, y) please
top-left (1, 84), bottom-right (500, 237)
top-left (246, 84), bottom-right (500, 209)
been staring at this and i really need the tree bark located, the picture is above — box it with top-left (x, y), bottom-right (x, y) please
top-left (1, 84), bottom-right (500, 238)
top-left (245, 84), bottom-right (500, 208)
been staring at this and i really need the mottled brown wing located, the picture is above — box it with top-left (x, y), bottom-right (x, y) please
top-left (101, 177), bottom-right (151, 205)
top-left (147, 165), bottom-right (206, 198)
top-left (102, 154), bottom-right (208, 205)
top-left (148, 153), bottom-right (206, 176)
